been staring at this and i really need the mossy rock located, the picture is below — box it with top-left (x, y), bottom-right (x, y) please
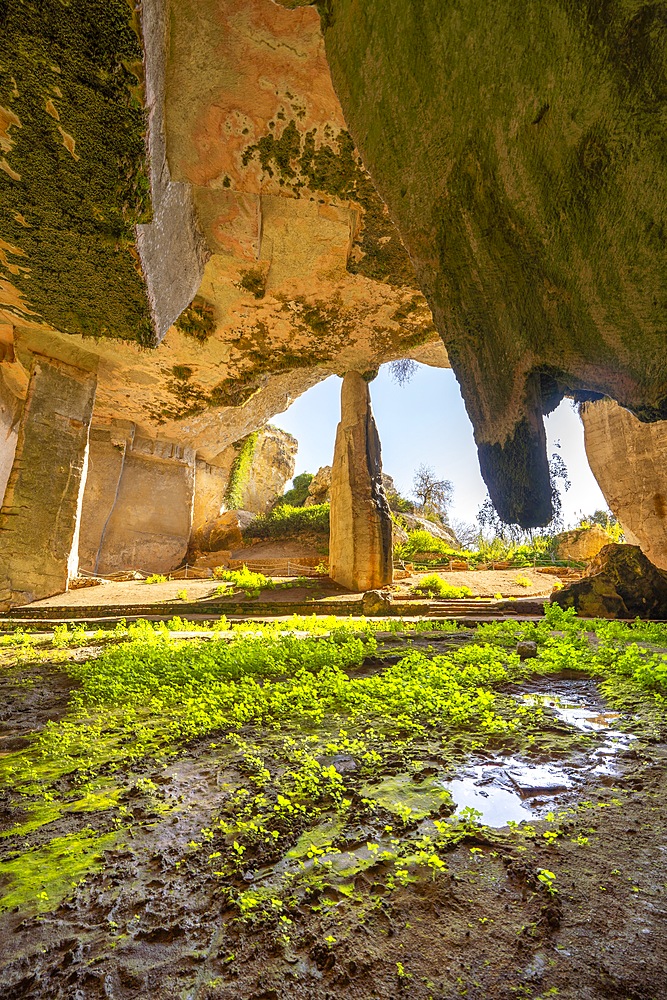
top-left (0, 0), bottom-right (153, 342)
top-left (552, 544), bottom-right (667, 619)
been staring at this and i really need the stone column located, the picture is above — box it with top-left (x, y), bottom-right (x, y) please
top-left (0, 355), bottom-right (97, 609)
top-left (329, 371), bottom-right (393, 591)
top-left (581, 398), bottom-right (667, 571)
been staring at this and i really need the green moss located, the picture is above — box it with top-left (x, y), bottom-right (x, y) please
top-left (175, 297), bottom-right (216, 342)
top-left (0, 0), bottom-right (154, 341)
top-left (0, 828), bottom-right (120, 913)
top-left (242, 121), bottom-right (416, 286)
top-left (236, 267), bottom-right (267, 299)
top-left (224, 431), bottom-right (259, 510)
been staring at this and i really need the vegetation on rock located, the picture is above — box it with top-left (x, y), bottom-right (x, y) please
top-left (245, 502), bottom-right (330, 540)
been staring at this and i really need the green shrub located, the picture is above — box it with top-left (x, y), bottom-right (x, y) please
top-left (395, 530), bottom-right (457, 559)
top-left (245, 503), bottom-right (330, 539)
top-left (514, 575), bottom-right (533, 588)
top-left (411, 574), bottom-right (472, 599)
top-left (213, 566), bottom-right (274, 597)
top-left (145, 574), bottom-right (167, 584)
top-left (274, 472), bottom-right (313, 509)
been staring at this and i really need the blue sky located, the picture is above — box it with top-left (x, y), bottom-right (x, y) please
top-left (272, 363), bottom-right (607, 530)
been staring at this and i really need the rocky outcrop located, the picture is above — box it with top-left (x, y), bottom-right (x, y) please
top-left (399, 514), bottom-right (459, 550)
top-left (304, 466), bottom-right (332, 506)
top-left (241, 427), bottom-right (297, 514)
top-left (582, 399), bottom-right (667, 571)
top-left (555, 526), bottom-right (611, 563)
top-left (329, 372), bottom-right (393, 592)
top-left (193, 510), bottom-right (257, 554)
top-left (319, 1), bottom-right (667, 526)
top-left (551, 545), bottom-right (667, 620)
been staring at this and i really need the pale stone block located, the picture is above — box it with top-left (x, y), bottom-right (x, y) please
top-left (0, 356), bottom-right (97, 608)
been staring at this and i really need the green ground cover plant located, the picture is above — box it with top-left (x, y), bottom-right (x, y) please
top-left (1, 604), bottom-right (665, 919)
top-left (411, 574), bottom-right (472, 599)
top-left (212, 566), bottom-right (275, 597)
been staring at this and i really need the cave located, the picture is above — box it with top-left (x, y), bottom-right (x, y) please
top-left (0, 2), bottom-right (666, 996)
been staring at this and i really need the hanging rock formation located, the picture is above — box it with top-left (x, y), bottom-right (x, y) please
top-left (329, 372), bottom-right (393, 592)
top-left (581, 399), bottom-right (667, 571)
top-left (315, 0), bottom-right (667, 526)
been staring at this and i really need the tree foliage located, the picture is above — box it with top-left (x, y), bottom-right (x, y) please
top-left (412, 464), bottom-right (453, 521)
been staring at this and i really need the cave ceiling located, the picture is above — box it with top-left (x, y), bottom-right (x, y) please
top-left (0, 0), bottom-right (447, 464)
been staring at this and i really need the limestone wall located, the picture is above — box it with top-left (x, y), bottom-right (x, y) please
top-left (242, 427), bottom-right (297, 514)
top-left (0, 374), bottom-right (19, 507)
top-left (582, 399), bottom-right (667, 571)
top-left (79, 431), bottom-right (195, 576)
top-left (0, 356), bottom-right (97, 608)
top-left (193, 460), bottom-right (230, 531)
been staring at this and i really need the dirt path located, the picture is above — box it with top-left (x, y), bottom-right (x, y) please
top-left (23, 568), bottom-right (561, 610)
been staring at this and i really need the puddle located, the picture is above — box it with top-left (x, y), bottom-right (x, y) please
top-left (440, 678), bottom-right (637, 827)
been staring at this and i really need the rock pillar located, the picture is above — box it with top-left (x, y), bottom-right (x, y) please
top-left (329, 372), bottom-right (393, 591)
top-left (581, 399), bottom-right (667, 571)
top-left (0, 355), bottom-right (97, 609)
top-left (78, 429), bottom-right (195, 576)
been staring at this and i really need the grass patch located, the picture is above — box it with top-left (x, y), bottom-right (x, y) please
top-left (411, 574), bottom-right (472, 599)
top-left (1, 605), bottom-right (666, 918)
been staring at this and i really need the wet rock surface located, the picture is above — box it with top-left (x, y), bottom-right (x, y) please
top-left (1, 631), bottom-right (666, 999)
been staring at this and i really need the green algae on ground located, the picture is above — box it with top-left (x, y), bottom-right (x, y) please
top-left (361, 773), bottom-right (454, 821)
top-left (1, 605), bottom-right (666, 919)
top-left (0, 828), bottom-right (120, 913)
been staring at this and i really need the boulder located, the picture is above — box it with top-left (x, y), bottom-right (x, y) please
top-left (304, 466), bottom-right (332, 506)
top-left (551, 544), bottom-right (667, 619)
top-left (555, 526), bottom-right (611, 563)
top-left (362, 590), bottom-right (394, 616)
top-left (329, 372), bottom-right (393, 592)
top-left (194, 510), bottom-right (256, 553)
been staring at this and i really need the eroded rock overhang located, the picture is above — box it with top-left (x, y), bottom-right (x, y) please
top-left (0, 0), bottom-right (447, 467)
top-left (313, 0), bottom-right (667, 526)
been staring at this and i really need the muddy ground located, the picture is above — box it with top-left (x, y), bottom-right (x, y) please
top-left (0, 627), bottom-right (666, 1000)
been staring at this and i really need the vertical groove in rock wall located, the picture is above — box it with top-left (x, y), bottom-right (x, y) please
top-left (0, 354), bottom-right (97, 609)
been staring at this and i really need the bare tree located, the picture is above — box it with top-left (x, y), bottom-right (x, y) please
top-left (389, 358), bottom-right (418, 386)
top-left (412, 464), bottom-right (453, 521)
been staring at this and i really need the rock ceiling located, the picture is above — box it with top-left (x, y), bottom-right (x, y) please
top-left (2, 0), bottom-right (665, 524)
top-left (0, 0), bottom-right (447, 463)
